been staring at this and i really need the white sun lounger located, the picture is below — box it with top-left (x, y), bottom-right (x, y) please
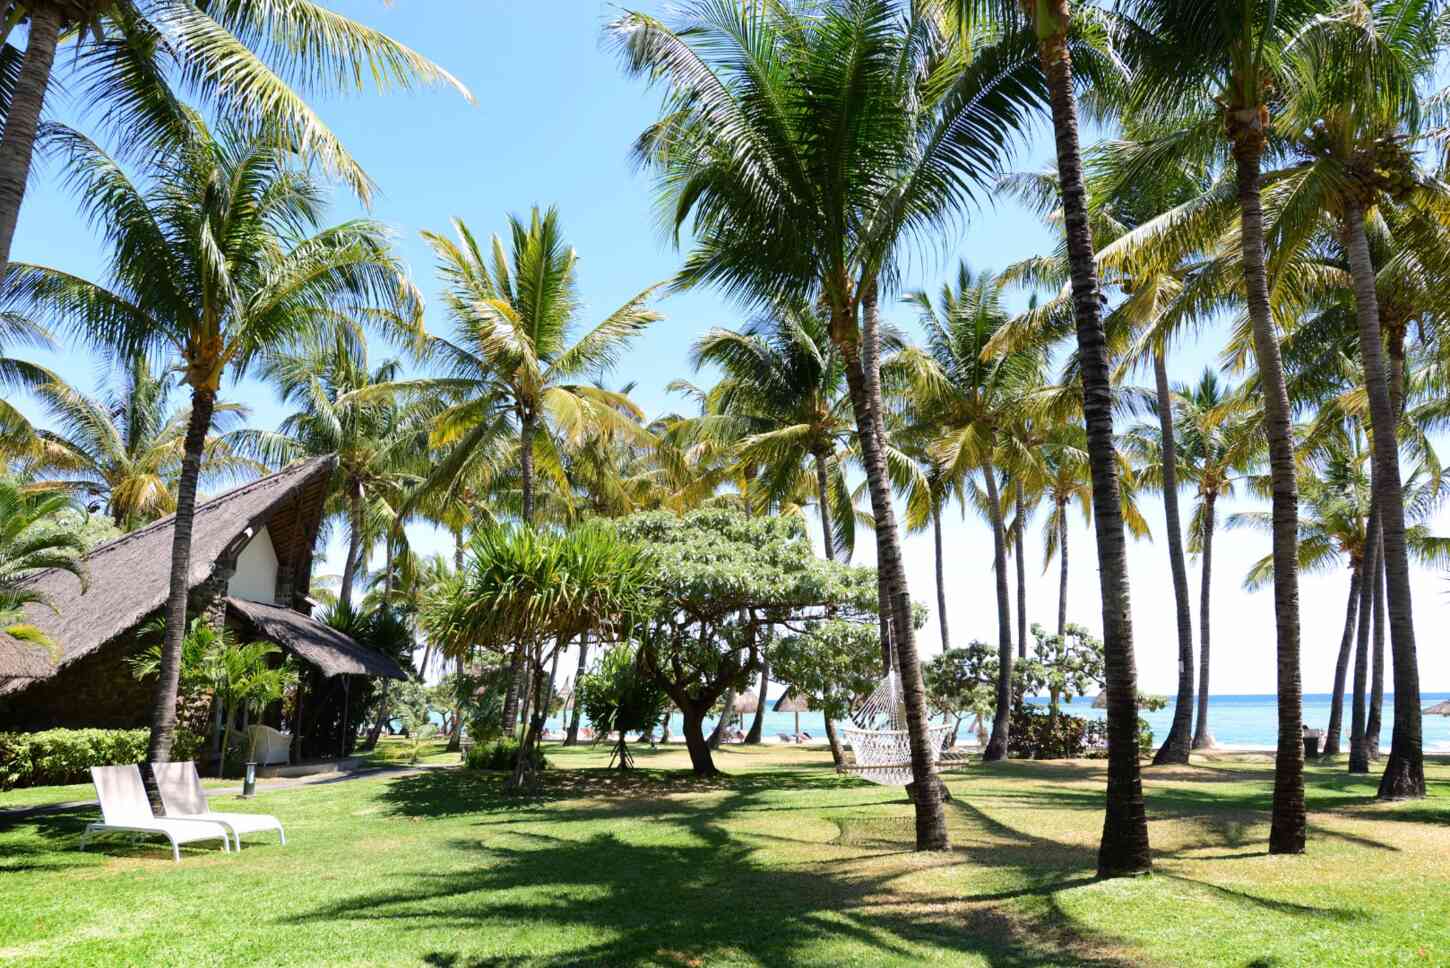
top-left (80, 765), bottom-right (231, 862)
top-left (151, 761), bottom-right (286, 851)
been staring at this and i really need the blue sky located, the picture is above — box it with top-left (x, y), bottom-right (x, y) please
top-left (10, 1), bottom-right (1449, 696)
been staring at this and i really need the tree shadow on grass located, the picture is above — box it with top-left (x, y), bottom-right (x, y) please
top-left (296, 769), bottom-right (1142, 967)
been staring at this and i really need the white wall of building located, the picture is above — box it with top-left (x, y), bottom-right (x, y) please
top-left (227, 525), bottom-right (279, 604)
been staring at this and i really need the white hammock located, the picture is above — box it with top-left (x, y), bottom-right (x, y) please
top-left (838, 671), bottom-right (952, 787)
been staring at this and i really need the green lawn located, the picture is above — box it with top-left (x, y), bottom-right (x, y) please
top-left (1, 743), bottom-right (1446, 967)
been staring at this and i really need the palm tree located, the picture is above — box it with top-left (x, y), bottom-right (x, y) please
top-left (0, 311), bottom-right (55, 458)
top-left (956, 0), bottom-right (1153, 875)
top-left (25, 357), bottom-right (253, 529)
top-left (1273, 0), bottom-right (1438, 800)
top-left (0, 479), bottom-right (86, 651)
top-left (903, 263), bottom-right (1047, 762)
top-left (0, 1), bottom-right (469, 285)
top-left (416, 209), bottom-right (661, 730)
top-left (232, 329), bottom-right (437, 607)
top-left (1, 120), bottom-right (421, 763)
top-left (1116, 0), bottom-right (1336, 855)
top-left (1034, 426), bottom-right (1093, 639)
top-left (685, 306), bottom-right (857, 561)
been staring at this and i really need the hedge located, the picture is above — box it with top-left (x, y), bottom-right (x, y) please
top-left (0, 728), bottom-right (201, 791)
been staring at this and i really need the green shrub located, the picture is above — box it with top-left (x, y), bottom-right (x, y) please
top-left (1008, 705), bottom-right (1089, 759)
top-left (0, 727), bottom-right (201, 790)
top-left (1083, 717), bottom-right (1156, 759)
top-left (464, 738), bottom-right (549, 773)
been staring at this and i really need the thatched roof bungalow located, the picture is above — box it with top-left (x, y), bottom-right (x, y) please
top-left (0, 456), bottom-right (404, 755)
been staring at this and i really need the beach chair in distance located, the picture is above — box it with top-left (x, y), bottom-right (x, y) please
top-left (80, 765), bottom-right (231, 863)
top-left (151, 761), bottom-right (286, 851)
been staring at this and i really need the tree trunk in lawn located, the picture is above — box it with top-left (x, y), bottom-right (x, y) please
top-left (681, 703), bottom-right (716, 776)
top-left (814, 445), bottom-right (836, 561)
top-left (543, 640), bottom-right (563, 737)
top-left (981, 459), bottom-right (1014, 762)
top-left (519, 406), bottom-right (536, 526)
top-left (1349, 513), bottom-right (1378, 774)
top-left (1057, 505), bottom-right (1069, 639)
top-left (709, 687), bottom-right (736, 749)
top-left (1014, 480), bottom-right (1027, 660)
top-left (565, 636), bottom-right (589, 745)
top-left (501, 644), bottom-right (525, 734)
top-left (1232, 125), bottom-right (1304, 854)
top-left (1038, 5), bottom-right (1150, 876)
top-left (835, 287), bottom-right (948, 851)
top-left (746, 658), bottom-right (769, 744)
top-left (146, 387), bottom-right (217, 763)
top-left (1321, 568), bottom-right (1361, 758)
top-left (1192, 493), bottom-right (1217, 750)
top-left (446, 655), bottom-right (464, 752)
top-left (933, 506), bottom-right (950, 652)
top-left (1153, 350), bottom-right (1195, 767)
top-left (1367, 547), bottom-right (1386, 761)
top-left (364, 678), bottom-right (391, 751)
top-left (0, 4), bottom-right (60, 283)
top-left (1342, 206), bottom-right (1423, 800)
top-left (823, 715), bottom-right (846, 769)
top-left (508, 651), bottom-right (548, 789)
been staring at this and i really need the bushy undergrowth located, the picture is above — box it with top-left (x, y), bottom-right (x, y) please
top-left (0, 727), bottom-right (200, 790)
top-left (464, 738), bottom-right (549, 773)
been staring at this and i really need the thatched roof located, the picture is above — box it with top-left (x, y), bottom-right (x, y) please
top-left (773, 690), bottom-right (811, 713)
top-left (227, 598), bottom-right (405, 680)
top-left (1425, 700), bottom-right (1450, 716)
top-left (731, 690), bottom-right (758, 714)
top-left (0, 457), bottom-right (334, 694)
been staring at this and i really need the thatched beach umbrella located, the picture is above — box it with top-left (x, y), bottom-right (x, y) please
top-left (774, 690), bottom-right (811, 738)
top-left (1092, 691), bottom-right (1107, 709)
top-left (732, 691), bottom-right (758, 715)
top-left (1424, 700), bottom-right (1450, 715)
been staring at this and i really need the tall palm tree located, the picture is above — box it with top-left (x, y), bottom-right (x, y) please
top-left (1, 120), bottom-right (421, 762)
top-left (0, 479), bottom-right (86, 652)
top-left (1116, 0), bottom-right (1337, 855)
top-left (955, 0), bottom-right (1152, 875)
top-left (903, 263), bottom-right (1047, 762)
top-left (1273, 0), bottom-right (1438, 800)
top-left (416, 209), bottom-right (661, 730)
top-left (0, 1), bottom-right (469, 285)
top-left (232, 329), bottom-right (437, 607)
top-left (686, 306), bottom-right (858, 561)
top-left (612, 0), bottom-right (1050, 850)
top-left (25, 357), bottom-right (252, 529)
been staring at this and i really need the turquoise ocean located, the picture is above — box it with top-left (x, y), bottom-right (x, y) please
top-left (541, 692), bottom-right (1450, 751)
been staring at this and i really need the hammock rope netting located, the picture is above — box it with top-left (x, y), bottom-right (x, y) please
top-left (838, 670), bottom-right (957, 787)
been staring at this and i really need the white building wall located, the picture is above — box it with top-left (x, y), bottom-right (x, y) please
top-left (227, 525), bottom-right (279, 603)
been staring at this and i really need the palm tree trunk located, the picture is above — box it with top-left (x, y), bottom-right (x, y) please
top-left (746, 655), bottom-right (769, 744)
top-left (0, 5), bottom-right (60, 282)
top-left (1038, 5), bottom-right (1150, 877)
top-left (340, 487), bottom-right (363, 607)
top-left (981, 459), bottom-right (1014, 762)
top-left (146, 386), bottom-right (217, 762)
top-left (1342, 206), bottom-right (1423, 800)
top-left (1321, 567), bottom-right (1361, 759)
top-left (446, 656), bottom-right (464, 752)
top-left (1367, 545), bottom-right (1387, 761)
top-left (564, 636), bottom-right (589, 746)
top-left (501, 645), bottom-right (525, 734)
top-left (1152, 350), bottom-right (1195, 766)
top-left (813, 445), bottom-right (836, 561)
top-left (835, 287), bottom-right (948, 850)
top-left (1349, 512), bottom-right (1379, 774)
top-left (364, 678), bottom-right (391, 751)
top-left (1057, 505), bottom-right (1069, 640)
top-left (1014, 480), bottom-right (1028, 659)
top-left (519, 407), bottom-right (536, 526)
top-left (933, 506), bottom-right (950, 652)
top-left (1232, 128), bottom-right (1304, 854)
top-left (1192, 493), bottom-right (1217, 750)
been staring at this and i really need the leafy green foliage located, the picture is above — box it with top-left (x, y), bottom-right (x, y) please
top-left (0, 727), bottom-right (200, 790)
top-left (0, 480), bottom-right (88, 652)
top-left (1016, 624), bottom-right (1105, 716)
top-left (464, 738), bottom-right (549, 773)
top-left (1008, 705), bottom-right (1089, 760)
top-left (771, 620), bottom-right (882, 722)
top-left (924, 641), bottom-right (999, 721)
top-left (574, 644), bottom-right (668, 769)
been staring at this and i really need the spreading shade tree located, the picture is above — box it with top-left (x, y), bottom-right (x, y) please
top-left (0, 119), bottom-right (423, 762)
